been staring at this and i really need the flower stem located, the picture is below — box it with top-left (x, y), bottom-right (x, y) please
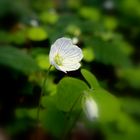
top-left (66, 94), bottom-right (83, 120)
top-left (62, 109), bottom-right (82, 140)
top-left (62, 94), bottom-right (83, 140)
top-left (37, 65), bottom-right (52, 123)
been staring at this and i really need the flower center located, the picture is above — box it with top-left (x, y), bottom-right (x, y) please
top-left (54, 53), bottom-right (63, 66)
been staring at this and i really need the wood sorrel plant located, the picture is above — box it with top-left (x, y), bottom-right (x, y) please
top-left (37, 37), bottom-right (98, 123)
top-left (36, 37), bottom-right (120, 139)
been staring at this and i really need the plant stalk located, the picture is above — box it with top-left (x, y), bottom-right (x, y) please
top-left (37, 65), bottom-right (52, 123)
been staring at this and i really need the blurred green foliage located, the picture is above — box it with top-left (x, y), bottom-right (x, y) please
top-left (0, 0), bottom-right (140, 140)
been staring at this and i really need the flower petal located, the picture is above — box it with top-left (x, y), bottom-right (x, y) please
top-left (83, 97), bottom-right (98, 121)
top-left (62, 62), bottom-right (81, 71)
top-left (61, 45), bottom-right (83, 62)
top-left (52, 62), bottom-right (67, 73)
top-left (49, 37), bottom-right (73, 65)
top-left (50, 37), bottom-right (73, 55)
top-left (53, 63), bottom-right (81, 73)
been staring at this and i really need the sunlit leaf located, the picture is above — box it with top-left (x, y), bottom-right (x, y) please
top-left (103, 16), bottom-right (118, 30)
top-left (81, 69), bottom-right (100, 89)
top-left (27, 27), bottom-right (48, 41)
top-left (35, 54), bottom-right (50, 70)
top-left (55, 77), bottom-right (89, 112)
top-left (83, 47), bottom-right (95, 62)
top-left (40, 11), bottom-right (59, 24)
top-left (91, 89), bottom-right (121, 122)
top-left (79, 7), bottom-right (101, 22)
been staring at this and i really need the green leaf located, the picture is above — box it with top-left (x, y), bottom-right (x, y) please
top-left (68, 0), bottom-right (82, 9)
top-left (66, 24), bottom-right (81, 36)
top-left (103, 16), bottom-right (118, 30)
top-left (16, 108), bottom-right (29, 119)
top-left (79, 7), bottom-right (101, 22)
top-left (41, 95), bottom-right (55, 108)
top-left (116, 113), bottom-right (137, 133)
top-left (81, 69), bottom-right (100, 89)
top-left (83, 47), bottom-right (95, 62)
top-left (40, 95), bottom-right (67, 136)
top-left (27, 27), bottom-right (48, 41)
top-left (117, 67), bottom-right (140, 89)
top-left (9, 30), bottom-right (26, 45)
top-left (92, 37), bottom-right (132, 67)
top-left (104, 113), bottom-right (140, 140)
top-left (35, 54), bottom-right (50, 70)
top-left (120, 98), bottom-right (140, 116)
top-left (40, 11), bottom-right (59, 24)
top-left (55, 77), bottom-right (89, 112)
top-left (91, 89), bottom-right (121, 122)
top-left (81, 69), bottom-right (120, 122)
top-left (0, 46), bottom-right (39, 73)
top-left (40, 107), bottom-right (66, 136)
top-left (15, 108), bottom-right (37, 120)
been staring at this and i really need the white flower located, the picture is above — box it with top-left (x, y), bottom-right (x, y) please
top-left (49, 37), bottom-right (83, 73)
top-left (83, 96), bottom-right (98, 121)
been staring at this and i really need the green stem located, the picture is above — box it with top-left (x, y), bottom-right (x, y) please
top-left (62, 94), bottom-right (83, 140)
top-left (66, 94), bottom-right (83, 119)
top-left (63, 109), bottom-right (82, 140)
top-left (37, 65), bottom-right (52, 123)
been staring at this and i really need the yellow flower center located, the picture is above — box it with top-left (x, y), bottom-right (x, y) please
top-left (54, 53), bottom-right (63, 66)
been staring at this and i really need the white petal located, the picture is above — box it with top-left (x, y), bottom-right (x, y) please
top-left (61, 45), bottom-right (83, 62)
top-left (53, 63), bottom-right (81, 73)
top-left (49, 37), bottom-right (73, 65)
top-left (50, 37), bottom-right (73, 55)
top-left (83, 97), bottom-right (98, 121)
top-left (52, 62), bottom-right (67, 73)
top-left (62, 63), bottom-right (81, 71)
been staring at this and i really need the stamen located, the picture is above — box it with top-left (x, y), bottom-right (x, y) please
top-left (54, 53), bottom-right (63, 66)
